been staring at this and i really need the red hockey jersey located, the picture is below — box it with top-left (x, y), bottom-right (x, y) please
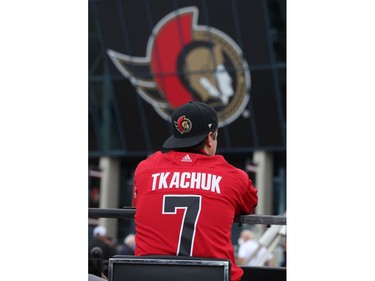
top-left (132, 150), bottom-right (258, 281)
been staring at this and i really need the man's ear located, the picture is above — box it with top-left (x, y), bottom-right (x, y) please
top-left (207, 132), bottom-right (215, 146)
top-left (209, 131), bottom-right (217, 141)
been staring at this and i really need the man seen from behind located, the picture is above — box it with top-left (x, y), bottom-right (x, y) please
top-left (132, 101), bottom-right (258, 281)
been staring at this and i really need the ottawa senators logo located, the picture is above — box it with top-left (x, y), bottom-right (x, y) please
top-left (174, 116), bottom-right (192, 134)
top-left (107, 6), bottom-right (251, 127)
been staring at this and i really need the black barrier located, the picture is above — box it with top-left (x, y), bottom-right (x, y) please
top-left (88, 207), bottom-right (286, 226)
top-left (241, 266), bottom-right (286, 281)
top-left (109, 255), bottom-right (231, 281)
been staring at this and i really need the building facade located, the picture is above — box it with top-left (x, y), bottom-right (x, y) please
top-left (89, 0), bottom-right (286, 241)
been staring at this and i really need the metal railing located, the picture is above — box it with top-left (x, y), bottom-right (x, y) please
top-left (88, 207), bottom-right (286, 226)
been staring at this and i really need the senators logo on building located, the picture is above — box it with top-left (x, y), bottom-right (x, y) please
top-left (107, 6), bottom-right (251, 127)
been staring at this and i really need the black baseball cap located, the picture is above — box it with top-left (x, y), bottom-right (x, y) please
top-left (162, 101), bottom-right (218, 149)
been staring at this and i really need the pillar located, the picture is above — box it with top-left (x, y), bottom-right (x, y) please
top-left (99, 156), bottom-right (120, 239)
top-left (253, 150), bottom-right (273, 233)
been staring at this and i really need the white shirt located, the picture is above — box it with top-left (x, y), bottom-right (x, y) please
top-left (237, 239), bottom-right (273, 266)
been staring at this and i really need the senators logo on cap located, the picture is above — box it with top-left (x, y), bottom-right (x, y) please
top-left (107, 6), bottom-right (251, 128)
top-left (174, 116), bottom-right (192, 134)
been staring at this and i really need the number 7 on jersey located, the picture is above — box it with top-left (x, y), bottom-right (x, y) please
top-left (162, 195), bottom-right (202, 256)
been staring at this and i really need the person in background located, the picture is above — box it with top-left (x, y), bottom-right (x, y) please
top-left (89, 258), bottom-right (108, 280)
top-left (89, 225), bottom-right (117, 260)
top-left (117, 233), bottom-right (136, 255)
top-left (132, 101), bottom-right (258, 281)
top-left (280, 236), bottom-right (286, 267)
top-left (236, 229), bottom-right (275, 267)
